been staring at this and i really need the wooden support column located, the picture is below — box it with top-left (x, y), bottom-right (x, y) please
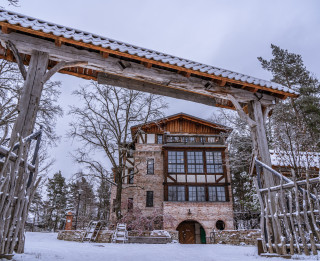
top-left (9, 50), bottom-right (49, 145)
top-left (248, 100), bottom-right (275, 188)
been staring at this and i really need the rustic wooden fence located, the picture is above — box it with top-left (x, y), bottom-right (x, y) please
top-left (0, 129), bottom-right (42, 258)
top-left (254, 158), bottom-right (320, 257)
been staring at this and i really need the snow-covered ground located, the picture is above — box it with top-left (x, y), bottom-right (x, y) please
top-left (10, 232), bottom-right (316, 261)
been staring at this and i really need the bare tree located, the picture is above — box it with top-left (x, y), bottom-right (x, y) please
top-left (69, 82), bottom-right (167, 220)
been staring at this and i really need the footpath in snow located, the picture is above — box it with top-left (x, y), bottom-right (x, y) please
top-left (11, 232), bottom-right (317, 261)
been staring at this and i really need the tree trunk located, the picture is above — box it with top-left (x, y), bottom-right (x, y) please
top-left (114, 169), bottom-right (123, 220)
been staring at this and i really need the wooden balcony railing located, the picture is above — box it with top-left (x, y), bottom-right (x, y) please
top-left (164, 134), bottom-right (224, 145)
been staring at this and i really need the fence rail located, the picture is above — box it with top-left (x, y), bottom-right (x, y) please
top-left (254, 157), bottom-right (320, 257)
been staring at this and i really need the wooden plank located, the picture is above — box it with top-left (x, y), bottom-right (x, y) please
top-left (279, 180), bottom-right (294, 255)
top-left (264, 194), bottom-right (274, 253)
top-left (292, 170), bottom-right (309, 255)
top-left (274, 192), bottom-right (287, 255)
top-left (288, 191), bottom-right (300, 254)
top-left (267, 188), bottom-right (281, 255)
top-left (302, 189), bottom-right (317, 255)
top-left (253, 178), bottom-right (267, 253)
top-left (305, 172), bottom-right (320, 242)
top-left (0, 24), bottom-right (298, 98)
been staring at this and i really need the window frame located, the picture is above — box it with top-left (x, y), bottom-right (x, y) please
top-left (164, 148), bottom-right (228, 202)
top-left (188, 186), bottom-right (206, 201)
top-left (167, 185), bottom-right (186, 201)
top-left (128, 168), bottom-right (134, 184)
top-left (208, 186), bottom-right (226, 202)
top-left (187, 151), bottom-right (204, 174)
top-left (127, 198), bottom-right (133, 211)
top-left (168, 151), bottom-right (185, 174)
top-left (147, 158), bottom-right (154, 175)
top-left (157, 134), bottom-right (163, 144)
top-left (146, 191), bottom-right (154, 207)
top-left (206, 151), bottom-right (223, 174)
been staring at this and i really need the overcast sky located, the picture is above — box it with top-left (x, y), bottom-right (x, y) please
top-left (3, 0), bottom-right (320, 180)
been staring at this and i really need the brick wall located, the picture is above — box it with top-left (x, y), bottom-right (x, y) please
top-left (163, 201), bottom-right (234, 236)
top-left (110, 144), bottom-right (164, 223)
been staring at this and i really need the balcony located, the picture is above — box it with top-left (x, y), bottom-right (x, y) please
top-left (163, 134), bottom-right (225, 145)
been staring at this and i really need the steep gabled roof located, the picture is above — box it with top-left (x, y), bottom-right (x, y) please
top-left (0, 8), bottom-right (298, 100)
top-left (131, 112), bottom-right (232, 135)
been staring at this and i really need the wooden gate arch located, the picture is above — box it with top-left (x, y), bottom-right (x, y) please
top-left (0, 8), bottom-right (298, 257)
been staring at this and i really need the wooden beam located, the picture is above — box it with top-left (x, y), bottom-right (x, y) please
top-left (98, 72), bottom-right (220, 107)
top-left (10, 50), bottom-right (49, 145)
top-left (42, 60), bottom-right (88, 83)
top-left (0, 22), bottom-right (298, 98)
top-left (6, 40), bottom-right (27, 80)
top-left (55, 38), bottom-right (62, 47)
top-left (220, 79), bottom-right (227, 87)
top-left (0, 31), bottom-right (276, 107)
top-left (1, 25), bottom-right (11, 34)
top-left (142, 61), bottom-right (152, 68)
top-left (101, 51), bottom-right (109, 59)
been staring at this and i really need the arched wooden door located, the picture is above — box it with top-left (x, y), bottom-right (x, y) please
top-left (177, 221), bottom-right (195, 244)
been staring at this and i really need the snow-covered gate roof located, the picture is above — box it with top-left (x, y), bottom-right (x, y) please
top-left (0, 8), bottom-right (298, 109)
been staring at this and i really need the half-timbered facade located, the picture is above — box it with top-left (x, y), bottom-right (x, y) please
top-left (110, 113), bottom-right (234, 244)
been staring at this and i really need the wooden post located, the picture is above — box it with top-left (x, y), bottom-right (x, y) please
top-left (248, 100), bottom-right (275, 188)
top-left (9, 50), bottom-right (49, 145)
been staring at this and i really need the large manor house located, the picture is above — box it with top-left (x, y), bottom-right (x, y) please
top-left (110, 113), bottom-right (233, 244)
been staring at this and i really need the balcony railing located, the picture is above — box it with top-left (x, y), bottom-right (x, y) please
top-left (164, 134), bottom-right (224, 145)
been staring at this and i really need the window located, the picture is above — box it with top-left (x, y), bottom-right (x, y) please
top-left (188, 186), bottom-right (205, 201)
top-left (216, 220), bottom-right (225, 231)
top-left (168, 186), bottom-right (185, 201)
top-left (112, 199), bottom-right (116, 212)
top-left (187, 151), bottom-right (204, 173)
top-left (157, 135), bottom-right (163, 144)
top-left (168, 151), bottom-right (185, 173)
top-left (128, 198), bottom-right (133, 211)
top-left (146, 191), bottom-right (154, 207)
top-left (128, 169), bottom-right (134, 184)
top-left (147, 159), bottom-right (154, 174)
top-left (208, 186), bottom-right (226, 201)
top-left (206, 151), bottom-right (223, 173)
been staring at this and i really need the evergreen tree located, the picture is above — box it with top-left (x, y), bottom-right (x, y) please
top-left (258, 44), bottom-right (320, 177)
top-left (209, 113), bottom-right (259, 228)
top-left (68, 175), bottom-right (96, 229)
top-left (96, 177), bottom-right (110, 222)
top-left (45, 171), bottom-right (68, 231)
top-left (28, 191), bottom-right (45, 231)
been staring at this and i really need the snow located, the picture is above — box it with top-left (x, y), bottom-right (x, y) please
top-left (270, 150), bottom-right (320, 169)
top-left (10, 232), bottom-right (319, 261)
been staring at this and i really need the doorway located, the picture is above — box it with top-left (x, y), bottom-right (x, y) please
top-left (177, 220), bottom-right (206, 244)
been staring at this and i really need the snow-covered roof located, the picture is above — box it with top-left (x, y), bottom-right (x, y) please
top-left (270, 150), bottom-right (320, 169)
top-left (0, 8), bottom-right (298, 96)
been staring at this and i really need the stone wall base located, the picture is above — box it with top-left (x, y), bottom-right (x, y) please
top-left (210, 229), bottom-right (261, 245)
top-left (57, 229), bottom-right (178, 244)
